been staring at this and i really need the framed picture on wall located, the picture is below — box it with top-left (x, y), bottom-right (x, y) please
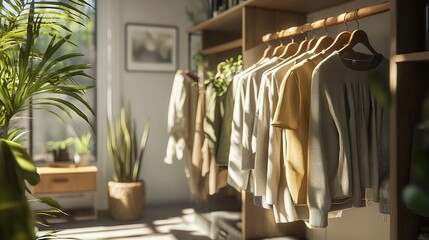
top-left (125, 23), bottom-right (178, 72)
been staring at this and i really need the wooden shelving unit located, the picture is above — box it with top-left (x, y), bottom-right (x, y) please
top-left (188, 0), bottom-right (355, 55)
top-left (189, 0), bottom-right (367, 239)
top-left (188, 0), bottom-right (354, 33)
top-left (201, 39), bottom-right (242, 55)
top-left (390, 1), bottom-right (429, 240)
top-left (187, 4), bottom-right (242, 33)
top-left (393, 51), bottom-right (429, 63)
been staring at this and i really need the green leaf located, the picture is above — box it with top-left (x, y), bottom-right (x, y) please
top-left (412, 150), bottom-right (429, 185)
top-left (44, 97), bottom-right (93, 128)
top-left (5, 140), bottom-right (39, 186)
top-left (30, 196), bottom-right (61, 209)
top-left (108, 105), bottom-right (151, 182)
top-left (403, 185), bottom-right (429, 217)
top-left (133, 120), bottom-right (150, 181)
top-left (367, 70), bottom-right (391, 108)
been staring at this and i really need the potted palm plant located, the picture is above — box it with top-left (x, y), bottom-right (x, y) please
top-left (0, 0), bottom-right (94, 239)
top-left (107, 104), bottom-right (150, 221)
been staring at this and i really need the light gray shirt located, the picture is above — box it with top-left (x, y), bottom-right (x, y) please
top-left (308, 52), bottom-right (389, 228)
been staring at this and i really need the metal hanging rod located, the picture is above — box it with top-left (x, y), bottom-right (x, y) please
top-left (262, 1), bottom-right (390, 42)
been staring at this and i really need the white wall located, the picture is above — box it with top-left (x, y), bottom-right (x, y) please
top-left (305, 0), bottom-right (390, 239)
top-left (96, 0), bottom-right (199, 209)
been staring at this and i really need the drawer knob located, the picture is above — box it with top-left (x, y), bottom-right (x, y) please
top-left (51, 178), bottom-right (69, 183)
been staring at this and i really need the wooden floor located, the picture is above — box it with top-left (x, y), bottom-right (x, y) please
top-left (36, 203), bottom-right (212, 240)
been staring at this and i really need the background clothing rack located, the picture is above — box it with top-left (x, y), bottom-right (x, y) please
top-left (262, 1), bottom-right (390, 42)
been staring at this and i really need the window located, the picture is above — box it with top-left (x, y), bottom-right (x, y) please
top-left (31, 0), bottom-right (97, 164)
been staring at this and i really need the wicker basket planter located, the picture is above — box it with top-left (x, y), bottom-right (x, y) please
top-left (108, 180), bottom-right (145, 221)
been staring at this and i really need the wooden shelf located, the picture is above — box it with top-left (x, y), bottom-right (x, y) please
top-left (394, 51), bottom-right (429, 62)
top-left (245, 0), bottom-right (354, 13)
top-left (202, 39), bottom-right (242, 55)
top-left (188, 0), bottom-right (354, 33)
top-left (188, 3), bottom-right (243, 33)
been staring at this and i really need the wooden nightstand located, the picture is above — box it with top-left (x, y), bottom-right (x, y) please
top-left (31, 166), bottom-right (98, 222)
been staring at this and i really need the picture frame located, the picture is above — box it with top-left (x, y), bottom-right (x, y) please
top-left (125, 23), bottom-right (178, 72)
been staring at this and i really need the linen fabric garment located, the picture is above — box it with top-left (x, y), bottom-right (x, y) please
top-left (272, 57), bottom-right (322, 205)
top-left (227, 58), bottom-right (279, 192)
top-left (165, 70), bottom-right (199, 198)
top-left (227, 65), bottom-right (259, 192)
top-left (211, 75), bottom-right (236, 168)
top-left (253, 51), bottom-right (313, 204)
top-left (264, 53), bottom-right (347, 224)
top-left (202, 84), bottom-right (229, 194)
top-left (190, 86), bottom-right (210, 202)
top-left (227, 63), bottom-right (260, 192)
top-left (307, 52), bottom-right (389, 228)
top-left (165, 70), bottom-right (198, 164)
top-left (273, 140), bottom-right (346, 224)
top-left (241, 57), bottom-right (282, 173)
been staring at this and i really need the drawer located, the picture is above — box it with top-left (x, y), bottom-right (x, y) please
top-left (30, 192), bottom-right (95, 211)
top-left (33, 171), bottom-right (96, 194)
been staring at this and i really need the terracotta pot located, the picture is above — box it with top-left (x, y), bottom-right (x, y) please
top-left (107, 180), bottom-right (145, 221)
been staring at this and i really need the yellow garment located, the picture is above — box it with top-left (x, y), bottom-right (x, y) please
top-left (191, 88), bottom-right (209, 202)
top-left (272, 59), bottom-right (319, 205)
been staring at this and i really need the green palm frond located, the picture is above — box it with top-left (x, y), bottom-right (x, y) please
top-left (0, 0), bottom-right (94, 139)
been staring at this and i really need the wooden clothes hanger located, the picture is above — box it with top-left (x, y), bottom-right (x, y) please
top-left (337, 10), bottom-right (382, 61)
top-left (311, 12), bottom-right (352, 60)
top-left (307, 37), bottom-right (317, 51)
top-left (178, 69), bottom-right (199, 82)
top-left (289, 27), bottom-right (309, 58)
top-left (279, 41), bottom-right (299, 59)
top-left (325, 31), bottom-right (351, 54)
top-left (338, 29), bottom-right (382, 59)
top-left (308, 19), bottom-right (334, 54)
top-left (271, 38), bottom-right (286, 57)
top-left (257, 42), bottom-right (274, 64)
top-left (306, 23), bottom-right (317, 51)
top-left (214, 61), bottom-right (226, 79)
top-left (185, 71), bottom-right (199, 82)
top-left (309, 36), bottom-right (334, 54)
top-left (278, 30), bottom-right (299, 59)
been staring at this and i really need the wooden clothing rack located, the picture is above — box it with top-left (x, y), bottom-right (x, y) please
top-left (262, 1), bottom-right (390, 42)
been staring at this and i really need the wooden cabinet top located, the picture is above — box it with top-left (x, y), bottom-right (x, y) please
top-left (36, 166), bottom-right (97, 175)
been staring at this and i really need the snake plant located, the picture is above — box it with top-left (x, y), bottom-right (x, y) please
top-left (107, 105), bottom-right (150, 182)
top-left (0, 0), bottom-right (94, 239)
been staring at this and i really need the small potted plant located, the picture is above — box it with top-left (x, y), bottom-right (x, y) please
top-left (107, 104), bottom-right (150, 221)
top-left (45, 138), bottom-right (74, 163)
top-left (71, 133), bottom-right (94, 166)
